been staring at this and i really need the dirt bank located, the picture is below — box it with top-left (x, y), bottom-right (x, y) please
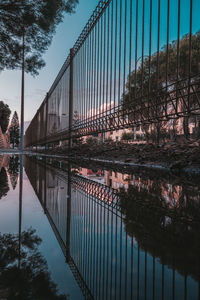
top-left (36, 139), bottom-right (200, 174)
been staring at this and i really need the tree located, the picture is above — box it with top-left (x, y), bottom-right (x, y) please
top-left (9, 111), bottom-right (20, 148)
top-left (0, 0), bottom-right (79, 149)
top-left (0, 101), bottom-right (11, 134)
top-left (122, 31), bottom-right (200, 142)
top-left (0, 167), bottom-right (9, 199)
top-left (0, 0), bottom-right (79, 75)
top-left (8, 156), bottom-right (19, 190)
top-left (0, 228), bottom-right (67, 299)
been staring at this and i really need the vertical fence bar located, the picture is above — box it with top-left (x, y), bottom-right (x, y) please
top-left (69, 48), bottom-right (74, 150)
top-left (25, 0), bottom-right (200, 148)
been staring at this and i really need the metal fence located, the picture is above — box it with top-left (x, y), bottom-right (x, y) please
top-left (25, 0), bottom-right (200, 147)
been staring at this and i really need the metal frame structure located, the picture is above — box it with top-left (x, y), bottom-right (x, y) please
top-left (24, 155), bottom-right (200, 299)
top-left (25, 0), bottom-right (200, 147)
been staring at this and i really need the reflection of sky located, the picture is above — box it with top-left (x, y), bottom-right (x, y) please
top-left (0, 166), bottom-right (84, 299)
top-left (2, 155), bottom-right (199, 299)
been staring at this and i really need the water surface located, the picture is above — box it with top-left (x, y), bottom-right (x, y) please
top-left (0, 154), bottom-right (199, 299)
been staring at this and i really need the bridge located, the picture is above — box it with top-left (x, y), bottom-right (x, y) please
top-left (25, 0), bottom-right (200, 148)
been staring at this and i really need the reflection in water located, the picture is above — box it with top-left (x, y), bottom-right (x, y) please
top-left (0, 155), bottom-right (9, 199)
top-left (118, 185), bottom-right (200, 281)
top-left (0, 167), bottom-right (9, 199)
top-left (0, 155), bottom-right (20, 200)
top-left (0, 228), bottom-right (67, 300)
top-left (24, 156), bottom-right (200, 300)
top-left (8, 156), bottom-right (19, 190)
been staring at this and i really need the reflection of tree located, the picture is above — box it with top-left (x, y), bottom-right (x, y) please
top-left (0, 167), bottom-right (9, 199)
top-left (118, 185), bottom-right (200, 281)
top-left (0, 228), bottom-right (67, 299)
top-left (8, 156), bottom-right (19, 190)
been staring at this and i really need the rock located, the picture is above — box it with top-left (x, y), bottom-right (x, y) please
top-left (189, 142), bottom-right (199, 147)
top-left (125, 158), bottom-right (132, 162)
top-left (170, 160), bottom-right (187, 171)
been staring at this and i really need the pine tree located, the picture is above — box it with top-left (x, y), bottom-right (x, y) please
top-left (9, 111), bottom-right (20, 148)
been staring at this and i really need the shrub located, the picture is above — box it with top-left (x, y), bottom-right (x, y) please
top-left (121, 132), bottom-right (134, 140)
top-left (86, 136), bottom-right (98, 145)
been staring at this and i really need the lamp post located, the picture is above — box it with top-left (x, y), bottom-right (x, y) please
top-left (20, 30), bottom-right (25, 151)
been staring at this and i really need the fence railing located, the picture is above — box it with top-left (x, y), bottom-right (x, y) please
top-left (25, 0), bottom-right (200, 147)
top-left (24, 155), bottom-right (200, 299)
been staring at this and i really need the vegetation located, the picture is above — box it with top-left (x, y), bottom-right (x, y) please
top-left (72, 137), bottom-right (83, 145)
top-left (122, 32), bottom-right (200, 142)
top-left (0, 228), bottom-right (67, 299)
top-left (86, 136), bottom-right (98, 146)
top-left (9, 111), bottom-right (20, 148)
top-left (0, 0), bottom-right (79, 75)
top-left (104, 137), bottom-right (113, 143)
top-left (0, 167), bottom-right (9, 199)
top-left (121, 131), bottom-right (134, 140)
top-left (0, 101), bottom-right (11, 134)
top-left (8, 156), bottom-right (19, 190)
top-left (118, 183), bottom-right (200, 280)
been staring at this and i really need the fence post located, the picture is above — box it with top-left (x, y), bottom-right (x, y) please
top-left (69, 48), bottom-right (74, 151)
top-left (45, 93), bottom-right (49, 149)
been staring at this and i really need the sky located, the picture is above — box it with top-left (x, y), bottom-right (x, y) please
top-left (1, 0), bottom-right (199, 124)
top-left (0, 0), bottom-right (99, 122)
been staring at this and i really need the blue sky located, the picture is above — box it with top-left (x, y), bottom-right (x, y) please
top-left (0, 0), bottom-right (99, 122)
top-left (1, 0), bottom-right (199, 122)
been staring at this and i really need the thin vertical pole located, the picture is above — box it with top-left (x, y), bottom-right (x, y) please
top-left (66, 163), bottom-right (71, 262)
top-left (69, 48), bottom-right (74, 150)
top-left (18, 154), bottom-right (23, 268)
top-left (45, 93), bottom-right (49, 149)
top-left (20, 32), bottom-right (25, 151)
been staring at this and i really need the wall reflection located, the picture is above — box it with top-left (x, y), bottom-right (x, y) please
top-left (25, 156), bottom-right (200, 300)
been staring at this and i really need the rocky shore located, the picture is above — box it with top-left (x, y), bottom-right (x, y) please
top-left (36, 139), bottom-right (200, 174)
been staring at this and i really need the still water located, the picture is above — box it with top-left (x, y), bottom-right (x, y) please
top-left (0, 154), bottom-right (200, 299)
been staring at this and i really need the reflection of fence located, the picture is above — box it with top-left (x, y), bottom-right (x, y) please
top-left (72, 175), bottom-right (119, 206)
top-left (25, 0), bottom-right (200, 147)
top-left (24, 157), bottom-right (94, 299)
top-left (24, 156), bottom-right (200, 299)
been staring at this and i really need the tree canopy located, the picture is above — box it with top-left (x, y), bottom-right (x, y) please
top-left (0, 167), bottom-right (9, 199)
top-left (0, 0), bottom-right (79, 75)
top-left (122, 31), bottom-right (200, 141)
top-left (0, 228), bottom-right (67, 299)
top-left (0, 101), bottom-right (11, 133)
top-left (123, 31), bottom-right (200, 110)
